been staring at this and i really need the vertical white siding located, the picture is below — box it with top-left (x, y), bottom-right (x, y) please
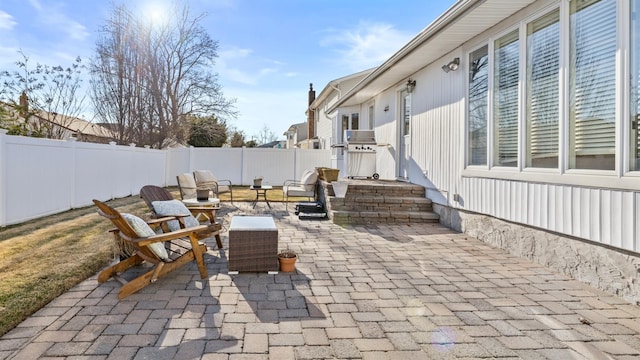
top-left (367, 46), bottom-right (639, 252)
top-left (456, 177), bottom-right (639, 252)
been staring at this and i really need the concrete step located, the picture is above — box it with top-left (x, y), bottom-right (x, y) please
top-left (338, 183), bottom-right (425, 198)
top-left (329, 196), bottom-right (433, 212)
top-left (331, 210), bottom-right (440, 225)
top-left (318, 179), bottom-right (440, 226)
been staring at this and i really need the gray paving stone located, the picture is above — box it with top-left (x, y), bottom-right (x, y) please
top-left (330, 339), bottom-right (361, 358)
top-left (294, 345), bottom-right (334, 359)
top-left (9, 342), bottom-right (51, 360)
top-left (6, 205), bottom-right (640, 359)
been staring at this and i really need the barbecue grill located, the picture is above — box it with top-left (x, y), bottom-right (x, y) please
top-left (344, 130), bottom-right (379, 179)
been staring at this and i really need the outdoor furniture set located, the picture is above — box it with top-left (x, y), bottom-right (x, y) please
top-left (93, 168), bottom-right (323, 299)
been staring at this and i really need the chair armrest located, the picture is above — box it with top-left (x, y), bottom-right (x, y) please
top-left (185, 206), bottom-right (219, 211)
top-left (146, 215), bottom-right (187, 224)
top-left (134, 224), bottom-right (210, 246)
top-left (283, 180), bottom-right (303, 186)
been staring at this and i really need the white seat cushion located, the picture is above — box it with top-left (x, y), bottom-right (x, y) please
top-left (300, 170), bottom-right (318, 191)
top-left (121, 213), bottom-right (169, 260)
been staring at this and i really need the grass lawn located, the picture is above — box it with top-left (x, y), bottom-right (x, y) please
top-left (0, 186), bottom-right (306, 337)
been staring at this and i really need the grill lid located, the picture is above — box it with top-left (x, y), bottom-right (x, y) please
top-left (345, 130), bottom-right (376, 144)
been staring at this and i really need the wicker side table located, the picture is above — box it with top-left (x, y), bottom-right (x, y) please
top-left (228, 216), bottom-right (278, 272)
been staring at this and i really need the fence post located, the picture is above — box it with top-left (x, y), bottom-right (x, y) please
top-left (0, 130), bottom-right (7, 226)
top-left (109, 141), bottom-right (117, 199)
top-left (189, 146), bottom-right (195, 173)
top-left (67, 136), bottom-right (78, 209)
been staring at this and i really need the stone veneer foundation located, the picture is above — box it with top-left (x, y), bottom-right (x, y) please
top-left (433, 203), bottom-right (640, 304)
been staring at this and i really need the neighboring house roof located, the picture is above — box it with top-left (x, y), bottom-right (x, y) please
top-left (257, 140), bottom-right (285, 148)
top-left (284, 122), bottom-right (308, 140)
top-left (1, 102), bottom-right (114, 140)
top-left (329, 0), bottom-right (537, 111)
top-left (32, 110), bottom-right (114, 139)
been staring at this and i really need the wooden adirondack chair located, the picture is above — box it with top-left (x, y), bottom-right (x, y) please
top-left (93, 199), bottom-right (209, 299)
top-left (139, 185), bottom-right (223, 249)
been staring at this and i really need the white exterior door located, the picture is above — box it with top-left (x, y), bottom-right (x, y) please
top-left (398, 90), bottom-right (411, 179)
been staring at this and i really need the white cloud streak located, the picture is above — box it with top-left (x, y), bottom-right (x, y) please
top-left (0, 11), bottom-right (17, 30)
top-left (320, 21), bottom-right (413, 71)
top-left (27, 0), bottom-right (89, 41)
top-left (218, 46), bottom-right (298, 86)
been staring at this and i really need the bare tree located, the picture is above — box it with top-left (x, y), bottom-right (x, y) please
top-left (91, 3), bottom-right (236, 148)
top-left (255, 124), bottom-right (278, 145)
top-left (91, 5), bottom-right (147, 145)
top-left (0, 51), bottom-right (86, 139)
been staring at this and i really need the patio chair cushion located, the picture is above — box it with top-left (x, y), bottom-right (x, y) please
top-left (151, 200), bottom-right (200, 232)
top-left (194, 170), bottom-right (231, 194)
top-left (300, 170), bottom-right (318, 191)
top-left (121, 213), bottom-right (169, 260)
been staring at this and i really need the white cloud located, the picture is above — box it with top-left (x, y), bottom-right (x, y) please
top-left (0, 11), bottom-right (17, 30)
top-left (218, 46), bottom-right (295, 86)
top-left (320, 21), bottom-right (413, 71)
top-left (217, 46), bottom-right (257, 84)
top-left (219, 47), bottom-right (253, 59)
top-left (26, 0), bottom-right (90, 41)
top-left (27, 0), bottom-right (43, 11)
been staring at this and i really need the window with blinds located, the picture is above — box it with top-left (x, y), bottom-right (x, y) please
top-left (526, 10), bottom-right (559, 169)
top-left (494, 30), bottom-right (519, 167)
top-left (468, 45), bottom-right (489, 166)
top-left (569, 0), bottom-right (616, 170)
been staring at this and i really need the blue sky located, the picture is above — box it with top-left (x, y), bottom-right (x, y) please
top-left (0, 0), bottom-right (455, 141)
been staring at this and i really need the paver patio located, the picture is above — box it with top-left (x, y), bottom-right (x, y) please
top-left (2, 202), bottom-right (640, 359)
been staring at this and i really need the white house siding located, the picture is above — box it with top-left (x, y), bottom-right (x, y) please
top-left (315, 91), bottom-right (338, 150)
top-left (408, 55), bottom-right (466, 202)
top-left (330, 0), bottom-right (640, 300)
top-left (315, 73), bottom-right (373, 153)
top-left (372, 91), bottom-right (396, 180)
top-left (457, 178), bottom-right (640, 252)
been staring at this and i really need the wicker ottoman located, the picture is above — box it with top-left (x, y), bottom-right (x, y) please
top-left (228, 216), bottom-right (278, 272)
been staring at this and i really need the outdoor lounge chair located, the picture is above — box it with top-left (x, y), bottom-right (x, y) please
top-left (93, 199), bottom-right (209, 299)
top-left (193, 170), bottom-right (234, 203)
top-left (140, 185), bottom-right (223, 249)
top-left (283, 169), bottom-right (319, 209)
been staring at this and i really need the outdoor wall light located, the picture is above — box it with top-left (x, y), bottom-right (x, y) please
top-left (442, 57), bottom-right (460, 73)
top-left (406, 79), bottom-right (416, 93)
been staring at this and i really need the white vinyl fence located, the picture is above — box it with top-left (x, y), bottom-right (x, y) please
top-left (0, 131), bottom-right (331, 226)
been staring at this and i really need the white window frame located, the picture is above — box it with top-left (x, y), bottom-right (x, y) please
top-left (462, 0), bottom-right (640, 190)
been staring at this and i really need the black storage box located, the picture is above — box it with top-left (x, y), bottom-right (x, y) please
top-left (295, 201), bottom-right (327, 219)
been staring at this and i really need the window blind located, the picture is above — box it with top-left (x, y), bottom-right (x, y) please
top-left (494, 30), bottom-right (519, 166)
top-left (569, 0), bottom-right (616, 170)
top-left (526, 10), bottom-right (560, 168)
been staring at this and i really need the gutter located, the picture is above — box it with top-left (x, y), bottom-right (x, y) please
top-left (328, 0), bottom-right (484, 112)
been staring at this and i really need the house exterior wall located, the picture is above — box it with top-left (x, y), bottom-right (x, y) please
top-left (362, 0), bottom-right (640, 252)
top-left (315, 91), bottom-right (337, 150)
top-left (330, 0), bottom-right (640, 299)
top-left (315, 73), bottom-right (373, 151)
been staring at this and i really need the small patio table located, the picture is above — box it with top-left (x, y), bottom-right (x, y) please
top-left (249, 185), bottom-right (273, 209)
top-left (228, 215), bottom-right (278, 273)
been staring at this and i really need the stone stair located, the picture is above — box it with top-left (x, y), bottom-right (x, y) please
top-left (318, 179), bottom-right (440, 225)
